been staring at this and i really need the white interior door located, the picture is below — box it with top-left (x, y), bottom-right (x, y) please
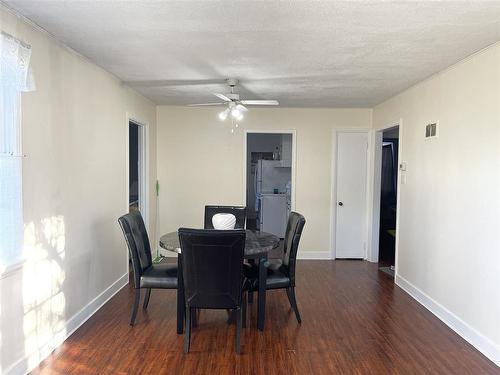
top-left (335, 131), bottom-right (368, 258)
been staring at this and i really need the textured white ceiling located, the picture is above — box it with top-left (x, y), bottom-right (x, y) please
top-left (4, 1), bottom-right (500, 107)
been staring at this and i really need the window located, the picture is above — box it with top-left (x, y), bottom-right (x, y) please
top-left (0, 31), bottom-right (34, 270)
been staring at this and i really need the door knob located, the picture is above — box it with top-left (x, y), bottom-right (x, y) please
top-left (338, 202), bottom-right (343, 206)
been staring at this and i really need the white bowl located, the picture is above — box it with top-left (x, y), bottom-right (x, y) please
top-left (212, 213), bottom-right (236, 230)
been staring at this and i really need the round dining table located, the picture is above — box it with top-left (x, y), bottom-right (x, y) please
top-left (159, 229), bottom-right (280, 332)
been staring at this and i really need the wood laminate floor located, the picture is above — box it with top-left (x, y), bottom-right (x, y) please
top-left (32, 260), bottom-right (498, 374)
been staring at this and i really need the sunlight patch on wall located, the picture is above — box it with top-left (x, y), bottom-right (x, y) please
top-left (22, 215), bottom-right (67, 370)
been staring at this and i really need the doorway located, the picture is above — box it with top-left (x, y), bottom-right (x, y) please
top-left (245, 131), bottom-right (295, 238)
top-left (128, 119), bottom-right (147, 226)
top-left (378, 126), bottom-right (399, 275)
top-left (334, 130), bottom-right (369, 258)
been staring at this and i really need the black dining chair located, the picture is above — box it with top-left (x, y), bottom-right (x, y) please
top-left (204, 205), bottom-right (247, 229)
top-left (245, 212), bottom-right (305, 323)
top-left (118, 212), bottom-right (177, 325)
top-left (178, 228), bottom-right (247, 353)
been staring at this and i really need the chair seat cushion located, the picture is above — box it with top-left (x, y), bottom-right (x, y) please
top-left (243, 259), bottom-right (283, 278)
top-left (264, 267), bottom-right (290, 289)
top-left (140, 263), bottom-right (178, 289)
top-left (244, 262), bottom-right (290, 290)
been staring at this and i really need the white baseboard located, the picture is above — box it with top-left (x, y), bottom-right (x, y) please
top-left (297, 251), bottom-right (332, 260)
top-left (395, 274), bottom-right (500, 367)
top-left (5, 273), bottom-right (129, 375)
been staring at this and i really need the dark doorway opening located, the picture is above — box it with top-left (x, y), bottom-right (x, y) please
top-left (378, 127), bottom-right (399, 270)
top-left (129, 121), bottom-right (140, 214)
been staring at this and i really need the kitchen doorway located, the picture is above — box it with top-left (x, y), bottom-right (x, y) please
top-left (244, 131), bottom-right (295, 238)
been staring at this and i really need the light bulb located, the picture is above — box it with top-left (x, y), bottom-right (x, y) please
top-left (219, 109), bottom-right (228, 121)
top-left (231, 108), bottom-right (241, 118)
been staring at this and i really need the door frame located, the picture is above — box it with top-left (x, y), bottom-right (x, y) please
top-left (243, 129), bottom-right (297, 212)
top-left (367, 120), bottom-right (402, 272)
top-left (125, 113), bottom-right (150, 232)
top-left (330, 128), bottom-right (371, 259)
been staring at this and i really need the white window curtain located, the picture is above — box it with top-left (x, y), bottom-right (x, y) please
top-left (0, 31), bottom-right (34, 269)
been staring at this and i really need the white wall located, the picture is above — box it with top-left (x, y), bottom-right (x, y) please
top-left (373, 44), bottom-right (500, 365)
top-left (156, 106), bottom-right (372, 258)
top-left (0, 6), bottom-right (157, 374)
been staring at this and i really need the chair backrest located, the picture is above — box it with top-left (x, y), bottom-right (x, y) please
top-left (178, 228), bottom-right (246, 309)
top-left (282, 212), bottom-right (306, 286)
top-left (118, 212), bottom-right (152, 288)
top-left (204, 205), bottom-right (246, 229)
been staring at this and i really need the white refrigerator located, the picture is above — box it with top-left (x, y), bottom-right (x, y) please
top-left (259, 193), bottom-right (288, 238)
top-left (255, 160), bottom-right (290, 196)
top-left (253, 160), bottom-right (291, 237)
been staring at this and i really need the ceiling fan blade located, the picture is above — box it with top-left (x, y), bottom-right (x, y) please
top-left (187, 102), bottom-right (225, 107)
top-left (124, 79), bottom-right (226, 88)
top-left (240, 100), bottom-right (279, 106)
top-left (214, 93), bottom-right (232, 102)
top-left (236, 104), bottom-right (248, 112)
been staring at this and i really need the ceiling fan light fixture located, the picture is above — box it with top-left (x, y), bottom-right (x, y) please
top-left (219, 108), bottom-right (230, 120)
top-left (187, 79), bottom-right (277, 125)
top-left (231, 108), bottom-right (242, 120)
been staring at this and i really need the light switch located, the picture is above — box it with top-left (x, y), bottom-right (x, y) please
top-left (400, 174), bottom-right (407, 185)
top-left (399, 162), bottom-right (407, 171)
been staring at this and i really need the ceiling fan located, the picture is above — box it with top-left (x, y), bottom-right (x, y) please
top-left (187, 78), bottom-right (279, 121)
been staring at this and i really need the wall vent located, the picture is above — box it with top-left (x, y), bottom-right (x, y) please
top-left (425, 122), bottom-right (438, 139)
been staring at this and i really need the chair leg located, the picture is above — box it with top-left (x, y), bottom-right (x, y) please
top-left (192, 308), bottom-right (198, 328)
top-left (248, 291), bottom-right (253, 304)
top-left (184, 307), bottom-right (192, 353)
top-left (236, 307), bottom-right (242, 354)
top-left (143, 288), bottom-right (151, 310)
top-left (226, 309), bottom-right (234, 325)
top-left (177, 255), bottom-right (185, 334)
top-left (130, 289), bottom-right (140, 326)
top-left (242, 293), bottom-right (247, 328)
top-left (286, 287), bottom-right (302, 324)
